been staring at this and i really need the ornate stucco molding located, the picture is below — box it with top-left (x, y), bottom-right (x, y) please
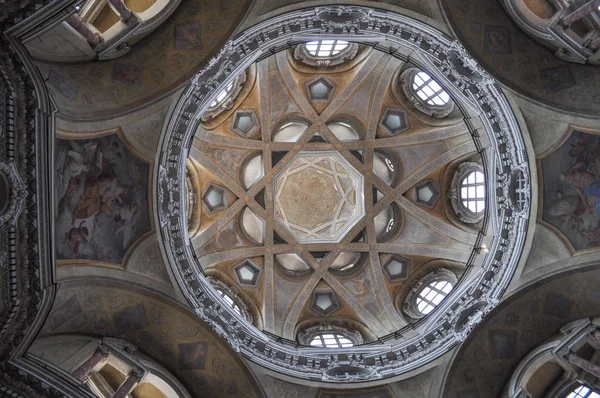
top-left (448, 161), bottom-right (485, 224)
top-left (297, 322), bottom-right (364, 346)
top-left (293, 42), bottom-right (359, 69)
top-left (156, 5), bottom-right (532, 381)
top-left (400, 67), bottom-right (455, 118)
top-left (403, 268), bottom-right (458, 320)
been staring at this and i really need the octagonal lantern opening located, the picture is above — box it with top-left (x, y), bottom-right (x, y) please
top-left (273, 151), bottom-right (365, 244)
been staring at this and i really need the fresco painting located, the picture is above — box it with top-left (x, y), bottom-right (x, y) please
top-left (542, 130), bottom-right (600, 251)
top-left (55, 134), bottom-right (150, 263)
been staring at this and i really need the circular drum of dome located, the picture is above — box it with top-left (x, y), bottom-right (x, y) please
top-left (157, 5), bottom-right (531, 382)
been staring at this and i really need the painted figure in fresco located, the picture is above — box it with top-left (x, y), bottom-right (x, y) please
top-left (560, 133), bottom-right (600, 216)
top-left (55, 135), bottom-right (150, 263)
top-left (55, 142), bottom-right (97, 202)
top-left (547, 190), bottom-right (586, 232)
top-left (547, 132), bottom-right (600, 249)
top-left (560, 162), bottom-right (597, 210)
top-left (70, 138), bottom-right (128, 224)
top-left (64, 221), bottom-right (89, 256)
top-left (114, 66), bottom-right (143, 86)
top-left (71, 166), bottom-right (128, 224)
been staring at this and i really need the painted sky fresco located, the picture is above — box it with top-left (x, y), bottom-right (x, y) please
top-left (542, 130), bottom-right (600, 251)
top-left (55, 134), bottom-right (150, 263)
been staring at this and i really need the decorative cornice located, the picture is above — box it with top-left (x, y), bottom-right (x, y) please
top-left (156, 5), bottom-right (532, 381)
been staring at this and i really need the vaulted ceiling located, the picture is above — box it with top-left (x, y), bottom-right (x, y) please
top-left (1, 0), bottom-right (600, 396)
top-left (188, 45), bottom-right (481, 341)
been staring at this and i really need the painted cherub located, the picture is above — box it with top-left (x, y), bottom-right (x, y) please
top-left (65, 221), bottom-right (89, 256)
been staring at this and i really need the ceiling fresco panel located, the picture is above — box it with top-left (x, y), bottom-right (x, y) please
top-left (55, 133), bottom-right (151, 265)
top-left (540, 130), bottom-right (600, 252)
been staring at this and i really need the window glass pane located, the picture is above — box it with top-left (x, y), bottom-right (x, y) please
top-left (425, 289), bottom-right (438, 301)
top-left (412, 71), bottom-right (450, 107)
top-left (422, 304), bottom-right (434, 314)
top-left (304, 40), bottom-right (349, 57)
top-left (467, 201), bottom-right (477, 212)
top-left (417, 90), bottom-right (428, 100)
top-left (431, 97), bottom-right (445, 106)
top-left (422, 85), bottom-right (435, 97)
top-left (308, 333), bottom-right (355, 348)
top-left (475, 171), bottom-right (484, 183)
top-left (429, 80), bottom-right (442, 91)
top-left (439, 91), bottom-right (450, 102)
top-left (468, 186), bottom-right (476, 198)
top-left (476, 185), bottom-right (485, 198)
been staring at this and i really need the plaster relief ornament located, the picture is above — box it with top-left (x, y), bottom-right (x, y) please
top-left (157, 5), bottom-right (532, 382)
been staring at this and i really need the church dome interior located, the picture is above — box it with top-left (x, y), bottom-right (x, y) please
top-left (1, 0), bottom-right (600, 397)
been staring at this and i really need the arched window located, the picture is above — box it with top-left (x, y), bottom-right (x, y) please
top-left (416, 280), bottom-right (453, 315)
top-left (461, 170), bottom-right (485, 214)
top-left (298, 323), bottom-right (364, 348)
top-left (309, 333), bottom-right (354, 348)
top-left (373, 151), bottom-right (399, 186)
top-left (403, 268), bottom-right (458, 319)
top-left (305, 40), bottom-right (349, 57)
top-left (449, 162), bottom-right (486, 224)
top-left (401, 68), bottom-right (454, 118)
top-left (567, 385), bottom-right (600, 398)
top-left (272, 120), bottom-right (309, 142)
top-left (207, 277), bottom-right (254, 323)
top-left (412, 71), bottom-right (451, 106)
top-left (241, 153), bottom-right (264, 189)
top-left (210, 81), bottom-right (234, 108)
top-left (374, 203), bottom-right (402, 242)
top-left (294, 40), bottom-right (358, 68)
top-left (201, 72), bottom-right (247, 121)
top-left (327, 121), bottom-right (361, 141)
top-left (215, 288), bottom-right (242, 316)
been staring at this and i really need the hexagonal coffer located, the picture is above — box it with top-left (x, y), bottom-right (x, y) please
top-left (311, 290), bottom-right (340, 316)
top-left (233, 260), bottom-right (261, 287)
top-left (414, 180), bottom-right (440, 208)
top-left (380, 108), bottom-right (409, 135)
top-left (273, 151), bottom-right (365, 244)
top-left (382, 254), bottom-right (410, 282)
top-left (231, 110), bottom-right (259, 138)
top-left (202, 183), bottom-right (228, 214)
top-left (307, 76), bottom-right (335, 102)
